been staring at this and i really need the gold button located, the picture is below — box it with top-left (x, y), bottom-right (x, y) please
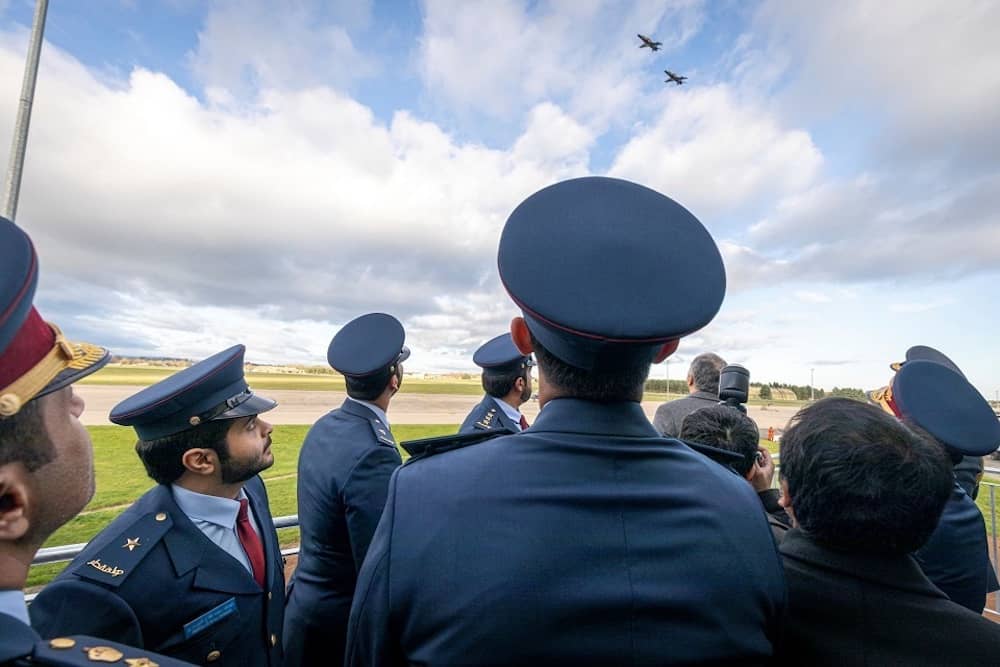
top-left (271, 634), bottom-right (277, 647)
top-left (49, 638), bottom-right (76, 649)
top-left (155, 512), bottom-right (167, 521)
top-left (206, 650), bottom-right (222, 662)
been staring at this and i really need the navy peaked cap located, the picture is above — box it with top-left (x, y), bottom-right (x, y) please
top-left (0, 217), bottom-right (109, 417)
top-left (890, 345), bottom-right (964, 376)
top-left (110, 344), bottom-right (276, 440)
top-left (894, 360), bottom-right (999, 456)
top-left (327, 312), bottom-right (409, 377)
top-left (0, 217), bottom-right (37, 355)
top-left (498, 177), bottom-right (725, 370)
top-left (473, 333), bottom-right (532, 371)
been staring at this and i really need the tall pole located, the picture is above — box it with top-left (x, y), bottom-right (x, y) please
top-left (810, 368), bottom-right (815, 401)
top-left (665, 360), bottom-right (670, 398)
top-left (2, 0), bottom-right (49, 221)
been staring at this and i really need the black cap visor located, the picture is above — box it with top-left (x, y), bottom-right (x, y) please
top-left (213, 391), bottom-right (277, 421)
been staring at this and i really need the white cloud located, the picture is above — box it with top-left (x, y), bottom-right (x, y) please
top-left (793, 290), bottom-right (831, 304)
top-left (749, 0), bottom-right (1000, 168)
top-left (418, 0), bottom-right (705, 128)
top-left (888, 300), bottom-right (954, 315)
top-left (608, 85), bottom-right (822, 220)
top-left (0, 33), bottom-right (593, 364)
top-left (189, 0), bottom-right (377, 99)
top-left (745, 173), bottom-right (1000, 283)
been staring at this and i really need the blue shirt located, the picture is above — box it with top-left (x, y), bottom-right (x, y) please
top-left (0, 589), bottom-right (29, 625)
top-left (492, 396), bottom-right (524, 430)
top-left (171, 484), bottom-right (260, 576)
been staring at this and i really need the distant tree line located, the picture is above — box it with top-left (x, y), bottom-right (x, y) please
top-left (643, 378), bottom-right (868, 403)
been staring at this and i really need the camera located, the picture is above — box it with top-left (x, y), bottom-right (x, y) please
top-left (718, 364), bottom-right (750, 414)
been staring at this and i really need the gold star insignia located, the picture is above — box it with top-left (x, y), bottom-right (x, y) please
top-left (123, 537), bottom-right (141, 552)
top-left (126, 658), bottom-right (160, 667)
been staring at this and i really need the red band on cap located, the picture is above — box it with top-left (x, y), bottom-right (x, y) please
top-left (0, 307), bottom-right (56, 389)
top-left (884, 384), bottom-right (902, 418)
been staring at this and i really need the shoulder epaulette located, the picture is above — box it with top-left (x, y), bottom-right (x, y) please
top-left (73, 511), bottom-right (173, 587)
top-left (401, 430), bottom-right (506, 460)
top-left (474, 407), bottom-right (498, 430)
top-left (32, 634), bottom-right (195, 666)
top-left (368, 418), bottom-right (396, 446)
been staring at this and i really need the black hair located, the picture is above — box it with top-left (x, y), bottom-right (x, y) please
top-left (680, 405), bottom-right (759, 477)
top-left (780, 397), bottom-right (952, 554)
top-left (482, 364), bottom-right (527, 399)
top-left (531, 333), bottom-right (650, 403)
top-left (134, 419), bottom-right (233, 485)
top-left (0, 399), bottom-right (53, 471)
top-left (344, 366), bottom-right (395, 401)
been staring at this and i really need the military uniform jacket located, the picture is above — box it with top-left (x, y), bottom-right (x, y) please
top-left (458, 395), bottom-right (520, 434)
top-left (283, 398), bottom-right (402, 667)
top-left (346, 398), bottom-right (786, 666)
top-left (1, 612), bottom-right (195, 666)
top-left (29, 477), bottom-right (285, 667)
top-left (914, 480), bottom-right (995, 612)
top-left (778, 528), bottom-right (1000, 666)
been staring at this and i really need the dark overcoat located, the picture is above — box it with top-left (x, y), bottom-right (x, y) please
top-left (779, 528), bottom-right (1000, 666)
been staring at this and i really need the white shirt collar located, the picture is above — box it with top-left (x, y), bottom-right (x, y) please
top-left (0, 589), bottom-right (29, 625)
top-left (492, 395), bottom-right (524, 426)
top-left (347, 396), bottom-right (390, 428)
top-left (171, 484), bottom-right (248, 530)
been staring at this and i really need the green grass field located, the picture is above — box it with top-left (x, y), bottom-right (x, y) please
top-left (27, 423), bottom-right (454, 588)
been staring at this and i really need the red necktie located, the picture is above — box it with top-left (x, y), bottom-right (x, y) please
top-left (519, 414), bottom-right (529, 431)
top-left (237, 498), bottom-right (266, 588)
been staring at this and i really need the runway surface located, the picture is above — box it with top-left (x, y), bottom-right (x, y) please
top-left (75, 385), bottom-right (802, 432)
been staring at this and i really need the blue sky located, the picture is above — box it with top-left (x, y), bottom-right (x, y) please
top-left (1, 0), bottom-right (998, 399)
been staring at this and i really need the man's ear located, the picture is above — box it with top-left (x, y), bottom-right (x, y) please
top-left (510, 317), bottom-right (534, 355)
top-left (0, 464), bottom-right (32, 540)
top-left (778, 479), bottom-right (797, 526)
top-left (181, 448), bottom-right (219, 476)
top-left (653, 339), bottom-right (680, 363)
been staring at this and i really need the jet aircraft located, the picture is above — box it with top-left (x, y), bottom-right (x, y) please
top-left (664, 69), bottom-right (688, 85)
top-left (637, 34), bottom-right (662, 51)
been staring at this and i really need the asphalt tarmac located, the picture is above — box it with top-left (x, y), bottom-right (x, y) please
top-left (75, 385), bottom-right (802, 432)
